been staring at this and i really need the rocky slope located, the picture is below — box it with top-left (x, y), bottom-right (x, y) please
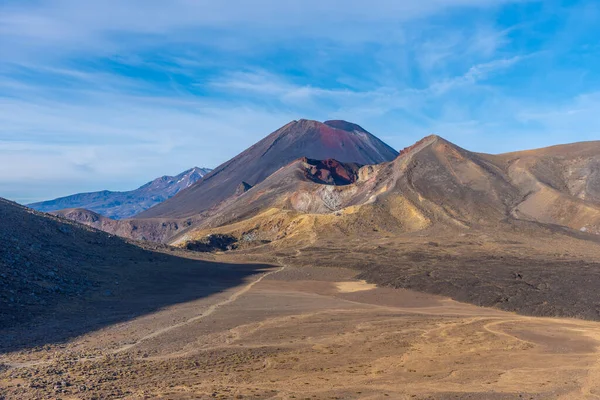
top-left (0, 197), bottom-right (269, 356)
top-left (51, 208), bottom-right (192, 243)
top-left (0, 198), bottom-right (150, 327)
top-left (29, 167), bottom-right (211, 219)
top-left (481, 141), bottom-right (600, 233)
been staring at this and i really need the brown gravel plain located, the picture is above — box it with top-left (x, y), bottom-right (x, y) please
top-left (3, 257), bottom-right (600, 400)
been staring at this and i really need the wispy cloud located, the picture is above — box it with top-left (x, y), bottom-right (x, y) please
top-left (517, 91), bottom-right (600, 139)
top-left (428, 56), bottom-right (524, 95)
top-left (1, 0), bottom-right (599, 203)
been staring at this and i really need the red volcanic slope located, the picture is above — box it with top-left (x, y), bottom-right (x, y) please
top-left (301, 157), bottom-right (362, 186)
top-left (138, 119), bottom-right (398, 219)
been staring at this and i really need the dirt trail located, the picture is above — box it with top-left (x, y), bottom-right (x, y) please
top-left (575, 327), bottom-right (600, 399)
top-left (113, 266), bottom-right (286, 354)
top-left (1, 266), bottom-right (285, 369)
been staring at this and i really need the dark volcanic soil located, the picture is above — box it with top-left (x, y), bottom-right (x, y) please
top-left (359, 248), bottom-right (600, 320)
top-left (226, 221), bottom-right (600, 322)
top-left (301, 157), bottom-right (362, 185)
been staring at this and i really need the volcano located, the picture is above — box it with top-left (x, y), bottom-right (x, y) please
top-left (137, 119), bottom-right (398, 219)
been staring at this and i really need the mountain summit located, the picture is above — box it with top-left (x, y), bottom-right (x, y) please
top-left (138, 119), bottom-right (398, 219)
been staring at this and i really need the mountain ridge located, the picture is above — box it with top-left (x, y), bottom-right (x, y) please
top-left (170, 134), bottom-right (600, 248)
top-left (29, 167), bottom-right (211, 219)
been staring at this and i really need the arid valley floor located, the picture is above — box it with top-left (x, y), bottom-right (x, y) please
top-left (3, 254), bottom-right (600, 400)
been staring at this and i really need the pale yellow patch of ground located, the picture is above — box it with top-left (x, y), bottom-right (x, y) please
top-left (335, 280), bottom-right (378, 293)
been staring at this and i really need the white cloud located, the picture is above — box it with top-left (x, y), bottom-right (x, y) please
top-left (0, 87), bottom-right (296, 202)
top-left (0, 0), bottom-right (561, 203)
top-left (428, 56), bottom-right (523, 95)
top-left (517, 91), bottom-right (600, 140)
top-left (0, 0), bottom-right (528, 62)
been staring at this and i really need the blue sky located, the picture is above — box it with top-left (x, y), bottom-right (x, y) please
top-left (1, 0), bottom-right (599, 203)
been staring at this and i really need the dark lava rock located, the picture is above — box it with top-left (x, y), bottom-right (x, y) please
top-left (185, 234), bottom-right (238, 252)
top-left (235, 181), bottom-right (253, 196)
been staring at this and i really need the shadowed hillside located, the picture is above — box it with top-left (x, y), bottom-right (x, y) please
top-left (0, 198), bottom-right (269, 353)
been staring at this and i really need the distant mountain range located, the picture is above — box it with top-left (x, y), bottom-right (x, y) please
top-left (28, 167), bottom-right (211, 219)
